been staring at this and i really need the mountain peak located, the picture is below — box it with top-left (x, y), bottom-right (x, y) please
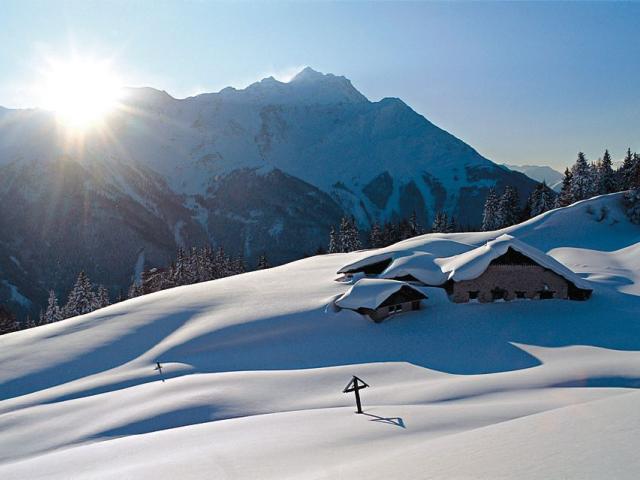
top-left (290, 67), bottom-right (325, 83)
top-left (215, 67), bottom-right (368, 105)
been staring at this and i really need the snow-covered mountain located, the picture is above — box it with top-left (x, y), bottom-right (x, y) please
top-left (0, 68), bottom-right (537, 316)
top-left (1, 194), bottom-right (640, 479)
top-left (505, 164), bottom-right (564, 191)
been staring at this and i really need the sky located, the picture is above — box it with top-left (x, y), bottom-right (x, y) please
top-left (0, 0), bottom-right (638, 170)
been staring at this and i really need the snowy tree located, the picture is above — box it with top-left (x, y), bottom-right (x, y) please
top-left (232, 256), bottom-right (246, 275)
top-left (446, 215), bottom-right (457, 233)
top-left (96, 285), bottom-right (110, 309)
top-left (528, 181), bottom-right (555, 217)
top-left (128, 282), bottom-right (143, 299)
top-left (431, 211), bottom-right (448, 233)
top-left (0, 305), bottom-right (18, 335)
top-left (620, 148), bottom-right (635, 190)
top-left (598, 150), bottom-right (616, 194)
top-left (328, 226), bottom-right (340, 253)
top-left (382, 222), bottom-right (399, 246)
top-left (482, 188), bottom-right (499, 231)
top-left (555, 168), bottom-right (574, 207)
top-left (171, 248), bottom-right (189, 284)
top-left (339, 216), bottom-right (361, 252)
top-left (369, 222), bottom-right (384, 248)
top-left (570, 152), bottom-right (594, 201)
top-left (408, 210), bottom-right (423, 237)
top-left (623, 188), bottom-right (640, 224)
top-left (43, 289), bottom-right (63, 324)
top-left (64, 271), bottom-right (99, 317)
top-left (629, 153), bottom-right (640, 190)
top-left (496, 186), bottom-right (520, 228)
top-left (257, 253), bottom-right (271, 269)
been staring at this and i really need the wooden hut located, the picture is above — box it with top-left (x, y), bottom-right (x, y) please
top-left (335, 278), bottom-right (427, 323)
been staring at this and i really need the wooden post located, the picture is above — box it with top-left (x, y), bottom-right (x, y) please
top-left (343, 376), bottom-right (369, 414)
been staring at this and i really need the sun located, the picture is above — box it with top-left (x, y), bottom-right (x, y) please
top-left (40, 58), bottom-right (124, 130)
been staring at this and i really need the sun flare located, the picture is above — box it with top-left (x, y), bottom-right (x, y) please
top-left (40, 58), bottom-right (123, 130)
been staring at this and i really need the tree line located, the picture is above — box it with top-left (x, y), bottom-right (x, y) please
top-left (482, 149), bottom-right (640, 231)
top-left (328, 210), bottom-right (474, 253)
top-left (0, 247), bottom-right (271, 335)
top-left (129, 246), bottom-right (255, 297)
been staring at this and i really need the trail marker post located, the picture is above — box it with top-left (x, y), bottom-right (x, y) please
top-left (343, 376), bottom-right (369, 414)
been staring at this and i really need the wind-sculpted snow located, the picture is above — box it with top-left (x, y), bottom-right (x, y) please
top-left (1, 194), bottom-right (640, 479)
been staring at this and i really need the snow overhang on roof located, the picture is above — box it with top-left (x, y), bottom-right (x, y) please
top-left (335, 278), bottom-right (427, 311)
top-left (435, 234), bottom-right (592, 290)
top-left (337, 253), bottom-right (394, 275)
top-left (378, 251), bottom-right (448, 285)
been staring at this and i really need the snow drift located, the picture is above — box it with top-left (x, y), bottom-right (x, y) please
top-left (1, 193), bottom-right (640, 479)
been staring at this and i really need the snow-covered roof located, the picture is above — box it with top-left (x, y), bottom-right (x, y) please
top-left (337, 253), bottom-right (394, 274)
top-left (435, 234), bottom-right (592, 289)
top-left (378, 252), bottom-right (448, 285)
top-left (336, 234), bottom-right (591, 291)
top-left (335, 279), bottom-right (427, 311)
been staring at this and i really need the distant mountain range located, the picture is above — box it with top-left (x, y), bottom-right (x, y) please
top-left (0, 67), bottom-right (538, 317)
top-left (504, 164), bottom-right (564, 191)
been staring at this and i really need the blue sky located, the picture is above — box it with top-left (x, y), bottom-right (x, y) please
top-left (1, 1), bottom-right (638, 170)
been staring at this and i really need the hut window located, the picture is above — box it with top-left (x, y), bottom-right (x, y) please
top-left (539, 290), bottom-right (555, 299)
top-left (468, 290), bottom-right (479, 300)
top-left (491, 287), bottom-right (507, 301)
top-left (515, 291), bottom-right (526, 299)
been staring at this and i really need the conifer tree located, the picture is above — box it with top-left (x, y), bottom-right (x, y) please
top-left (43, 289), bottom-right (63, 324)
top-left (497, 186), bottom-right (520, 228)
top-left (556, 168), bottom-right (574, 207)
top-left (408, 210), bottom-right (422, 237)
top-left (257, 254), bottom-right (271, 269)
top-left (0, 305), bottom-right (18, 335)
top-left (173, 248), bottom-right (190, 286)
top-left (64, 271), bottom-right (98, 317)
top-left (232, 255), bottom-right (246, 274)
top-left (328, 225), bottom-right (340, 253)
top-left (629, 153), bottom-right (640, 190)
top-left (623, 187), bottom-right (640, 224)
top-left (446, 215), bottom-right (457, 233)
top-left (431, 211), bottom-right (448, 233)
top-left (128, 282), bottom-right (142, 299)
top-left (369, 222), bottom-right (384, 248)
top-left (339, 216), bottom-right (361, 252)
top-left (482, 188), bottom-right (499, 231)
top-left (599, 149), bottom-right (616, 194)
top-left (528, 181), bottom-right (555, 218)
top-left (570, 152), bottom-right (593, 201)
top-left (620, 148), bottom-right (634, 190)
top-left (96, 285), bottom-right (110, 309)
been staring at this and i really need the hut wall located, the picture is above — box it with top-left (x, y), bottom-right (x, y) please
top-left (369, 300), bottom-right (421, 323)
top-left (451, 264), bottom-right (568, 303)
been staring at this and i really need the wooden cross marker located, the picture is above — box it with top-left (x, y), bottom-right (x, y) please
top-left (154, 362), bottom-right (165, 382)
top-left (343, 376), bottom-right (369, 414)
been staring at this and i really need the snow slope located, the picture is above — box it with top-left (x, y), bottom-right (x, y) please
top-left (1, 194), bottom-right (640, 479)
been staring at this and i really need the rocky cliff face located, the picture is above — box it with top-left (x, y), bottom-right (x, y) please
top-left (0, 68), bottom-right (536, 317)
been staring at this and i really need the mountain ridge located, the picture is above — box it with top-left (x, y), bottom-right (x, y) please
top-left (0, 67), bottom-right (538, 318)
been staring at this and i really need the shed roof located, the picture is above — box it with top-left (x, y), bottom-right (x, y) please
top-left (335, 278), bottom-right (427, 311)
